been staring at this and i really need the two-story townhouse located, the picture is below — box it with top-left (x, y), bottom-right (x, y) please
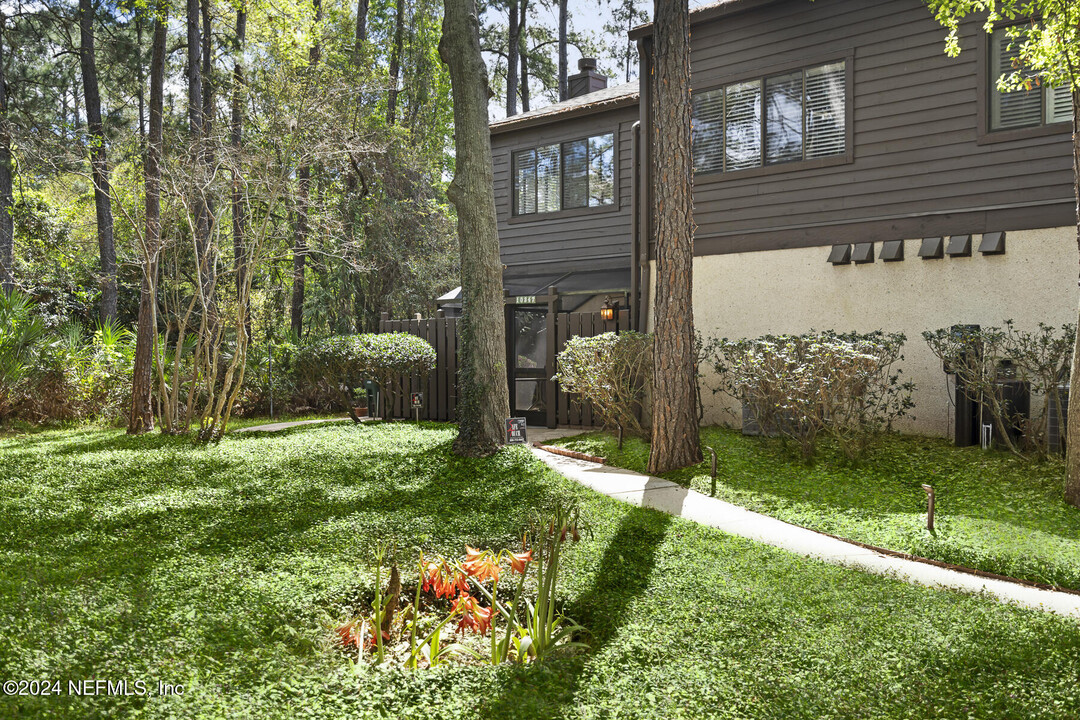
top-left (486, 0), bottom-right (1076, 437)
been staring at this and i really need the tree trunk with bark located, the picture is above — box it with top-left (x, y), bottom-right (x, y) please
top-left (355, 0), bottom-right (368, 49)
top-left (506, 0), bottom-right (519, 116)
top-left (519, 1), bottom-right (529, 112)
top-left (647, 0), bottom-right (701, 475)
top-left (557, 0), bottom-right (567, 100)
top-left (232, 7), bottom-right (248, 337)
top-left (129, 10), bottom-right (167, 435)
top-left (440, 0), bottom-right (510, 456)
top-left (186, 0), bottom-right (214, 308)
top-left (0, 13), bottom-right (13, 294)
top-left (387, 0), bottom-right (405, 124)
top-left (1064, 87), bottom-right (1080, 506)
top-left (79, 0), bottom-right (118, 322)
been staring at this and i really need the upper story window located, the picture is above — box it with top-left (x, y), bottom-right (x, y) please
top-left (692, 60), bottom-right (846, 175)
top-left (989, 30), bottom-right (1070, 131)
top-left (513, 133), bottom-right (615, 216)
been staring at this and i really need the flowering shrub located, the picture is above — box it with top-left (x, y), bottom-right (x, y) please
top-left (706, 331), bottom-right (914, 461)
top-left (336, 501), bottom-right (587, 669)
top-left (554, 332), bottom-right (652, 443)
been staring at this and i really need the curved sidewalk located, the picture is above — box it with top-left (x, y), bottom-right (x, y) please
top-left (528, 440), bottom-right (1080, 620)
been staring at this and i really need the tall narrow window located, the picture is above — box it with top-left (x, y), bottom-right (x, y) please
top-left (588, 134), bottom-right (615, 206)
top-left (692, 88), bottom-right (725, 174)
top-left (725, 80), bottom-right (762, 171)
top-left (989, 30), bottom-right (1069, 131)
top-left (765, 72), bottom-right (803, 164)
top-left (513, 149), bottom-right (536, 215)
top-left (536, 144), bottom-right (561, 213)
top-left (804, 61), bottom-right (845, 159)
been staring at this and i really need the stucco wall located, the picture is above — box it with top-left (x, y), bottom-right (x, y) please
top-left (656, 227), bottom-right (1077, 437)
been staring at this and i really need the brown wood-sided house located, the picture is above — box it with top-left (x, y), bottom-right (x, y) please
top-left (475, 0), bottom-right (1076, 436)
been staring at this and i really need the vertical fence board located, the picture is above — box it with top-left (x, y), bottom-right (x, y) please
top-left (447, 318), bottom-right (458, 420)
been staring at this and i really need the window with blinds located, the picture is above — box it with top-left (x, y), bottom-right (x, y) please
top-left (691, 60), bottom-right (846, 176)
top-left (512, 133), bottom-right (616, 216)
top-left (990, 31), bottom-right (1070, 131)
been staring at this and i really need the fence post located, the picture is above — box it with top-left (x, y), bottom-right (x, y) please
top-left (545, 287), bottom-right (559, 428)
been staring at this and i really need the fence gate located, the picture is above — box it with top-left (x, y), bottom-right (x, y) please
top-left (379, 289), bottom-right (632, 428)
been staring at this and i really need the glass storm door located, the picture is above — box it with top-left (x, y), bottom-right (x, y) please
top-left (510, 307), bottom-right (548, 425)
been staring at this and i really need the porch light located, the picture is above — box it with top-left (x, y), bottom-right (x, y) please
top-left (600, 297), bottom-right (618, 322)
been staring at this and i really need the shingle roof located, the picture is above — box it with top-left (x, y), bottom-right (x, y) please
top-left (489, 81), bottom-right (639, 133)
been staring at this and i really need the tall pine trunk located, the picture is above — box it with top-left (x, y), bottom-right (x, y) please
top-left (519, 1), bottom-right (529, 112)
top-left (232, 7), bottom-right (248, 338)
top-left (355, 0), bottom-right (368, 50)
top-left (557, 0), bottom-right (567, 100)
top-left (0, 13), bottom-right (12, 294)
top-left (387, 0), bottom-right (405, 124)
top-left (79, 0), bottom-right (117, 322)
top-left (1064, 87), bottom-right (1080, 506)
top-left (129, 9), bottom-right (167, 434)
top-left (647, 0), bottom-right (701, 475)
top-left (506, 0), bottom-right (519, 116)
top-left (440, 0), bottom-right (510, 456)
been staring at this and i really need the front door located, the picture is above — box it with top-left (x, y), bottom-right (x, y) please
top-left (509, 307), bottom-right (549, 426)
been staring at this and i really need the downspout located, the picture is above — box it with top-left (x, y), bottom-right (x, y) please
top-left (630, 120), bottom-right (641, 331)
top-left (636, 36), bottom-right (652, 332)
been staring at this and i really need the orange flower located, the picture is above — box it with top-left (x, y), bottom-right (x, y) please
top-left (421, 560), bottom-right (442, 594)
top-left (463, 551), bottom-right (501, 584)
top-left (337, 621), bottom-right (363, 649)
top-left (464, 545), bottom-right (484, 563)
top-left (451, 592), bottom-right (493, 635)
top-left (508, 550), bottom-right (533, 574)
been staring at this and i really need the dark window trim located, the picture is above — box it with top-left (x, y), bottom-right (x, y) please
top-left (976, 21), bottom-right (1070, 145)
top-left (691, 50), bottom-right (854, 184)
top-left (509, 130), bottom-right (619, 218)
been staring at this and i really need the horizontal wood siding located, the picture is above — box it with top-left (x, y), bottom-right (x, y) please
top-left (668, 0), bottom-right (1073, 254)
top-left (491, 106), bottom-right (638, 278)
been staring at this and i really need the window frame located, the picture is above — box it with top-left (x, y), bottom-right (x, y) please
top-left (977, 22), bottom-right (1071, 145)
top-left (509, 130), bottom-right (620, 220)
top-left (691, 50), bottom-right (854, 184)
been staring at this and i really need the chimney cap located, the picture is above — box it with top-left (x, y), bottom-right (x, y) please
top-left (578, 57), bottom-right (598, 72)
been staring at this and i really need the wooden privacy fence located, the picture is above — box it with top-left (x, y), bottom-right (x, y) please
top-left (378, 302), bottom-right (633, 427)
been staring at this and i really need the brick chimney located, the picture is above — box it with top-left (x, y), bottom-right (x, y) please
top-left (567, 58), bottom-right (608, 99)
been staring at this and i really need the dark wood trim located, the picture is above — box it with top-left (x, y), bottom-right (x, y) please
top-left (507, 203), bottom-right (621, 224)
top-left (691, 50), bottom-right (854, 184)
top-left (977, 121), bottom-right (1071, 146)
top-left (629, 0), bottom-right (781, 40)
top-left (689, 201), bottom-right (1075, 256)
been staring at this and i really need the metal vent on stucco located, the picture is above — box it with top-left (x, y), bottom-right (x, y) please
top-left (852, 242), bottom-right (874, 264)
top-left (918, 237), bottom-right (944, 259)
top-left (946, 234), bottom-right (972, 257)
top-left (978, 231), bottom-right (1006, 255)
top-left (828, 244), bottom-right (851, 264)
top-left (880, 240), bottom-right (904, 262)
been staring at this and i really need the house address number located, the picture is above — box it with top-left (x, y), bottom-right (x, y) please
top-left (514, 296), bottom-right (536, 304)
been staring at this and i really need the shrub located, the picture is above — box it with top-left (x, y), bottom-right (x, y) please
top-left (706, 331), bottom-right (914, 461)
top-left (0, 290), bottom-right (46, 421)
top-left (291, 333), bottom-right (436, 416)
top-left (554, 331), bottom-right (652, 443)
top-left (923, 321), bottom-right (1075, 459)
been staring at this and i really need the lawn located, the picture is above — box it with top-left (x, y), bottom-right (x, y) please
top-left (553, 427), bottom-right (1080, 591)
top-left (1, 422), bottom-right (1079, 719)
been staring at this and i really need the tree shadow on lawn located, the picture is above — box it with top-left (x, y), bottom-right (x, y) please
top-left (478, 505), bottom-right (673, 720)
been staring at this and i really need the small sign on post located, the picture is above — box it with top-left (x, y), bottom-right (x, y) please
top-left (411, 392), bottom-right (423, 423)
top-left (505, 417), bottom-right (528, 444)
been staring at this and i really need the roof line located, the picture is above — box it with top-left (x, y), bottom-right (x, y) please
top-left (629, 0), bottom-right (782, 41)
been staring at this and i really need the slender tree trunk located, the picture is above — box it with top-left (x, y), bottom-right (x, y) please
top-left (290, 0), bottom-right (321, 339)
top-left (506, 0), bottom-right (519, 116)
top-left (129, 10), bottom-right (167, 435)
top-left (387, 0), bottom-right (405, 124)
top-left (1064, 87), bottom-right (1080, 506)
top-left (79, 0), bottom-right (117, 322)
top-left (187, 0), bottom-right (213, 308)
top-left (355, 0), bottom-right (369, 49)
top-left (557, 0), bottom-right (567, 100)
top-left (519, 2), bottom-right (530, 112)
top-left (440, 0), bottom-right (510, 456)
top-left (647, 0), bottom-right (701, 475)
top-left (137, 13), bottom-right (145, 146)
top-left (0, 13), bottom-right (13, 294)
top-left (232, 7), bottom-right (248, 337)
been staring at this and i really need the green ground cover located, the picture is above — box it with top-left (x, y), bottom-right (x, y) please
top-left (554, 427), bottom-right (1080, 591)
top-left (1, 423), bottom-right (1079, 719)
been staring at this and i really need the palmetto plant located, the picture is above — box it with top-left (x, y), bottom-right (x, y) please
top-left (0, 290), bottom-right (46, 419)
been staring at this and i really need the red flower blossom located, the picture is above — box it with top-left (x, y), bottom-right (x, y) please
top-left (452, 592), bottom-right (493, 635)
top-left (463, 551), bottom-right (501, 584)
top-left (508, 550), bottom-right (533, 574)
top-left (337, 621), bottom-right (363, 649)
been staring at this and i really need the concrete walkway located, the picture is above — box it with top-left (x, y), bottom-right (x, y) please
top-left (234, 417), bottom-right (353, 433)
top-left (528, 429), bottom-right (1080, 619)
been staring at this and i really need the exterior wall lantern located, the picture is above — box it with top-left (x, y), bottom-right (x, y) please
top-left (600, 297), bottom-right (618, 322)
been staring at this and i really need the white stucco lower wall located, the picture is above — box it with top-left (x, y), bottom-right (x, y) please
top-left (649, 228), bottom-right (1078, 437)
